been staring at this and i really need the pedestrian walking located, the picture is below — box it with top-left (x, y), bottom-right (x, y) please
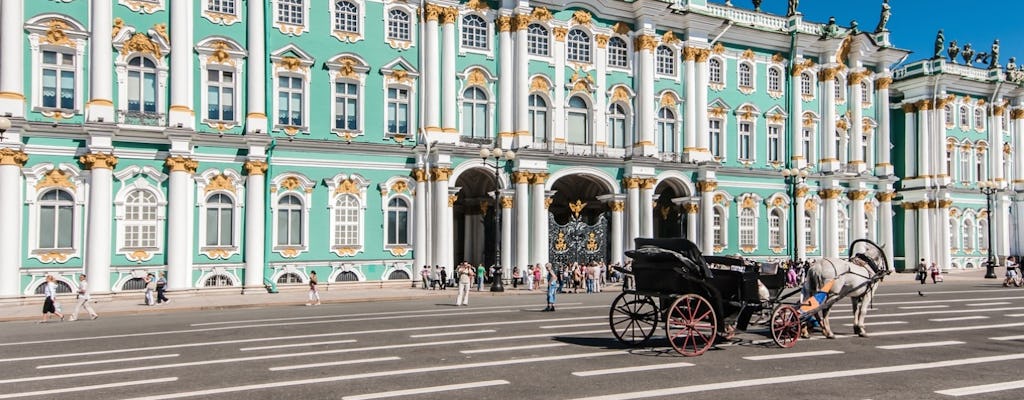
top-left (144, 273), bottom-right (156, 305)
top-left (512, 267), bottom-right (521, 289)
top-left (526, 265), bottom-right (535, 291)
top-left (430, 265), bottom-right (441, 290)
top-left (929, 263), bottom-right (942, 284)
top-left (916, 259), bottom-right (927, 285)
top-left (439, 267), bottom-right (448, 290)
top-left (39, 275), bottom-right (64, 323)
top-left (476, 264), bottom-right (486, 291)
top-left (1005, 257), bottom-right (1021, 287)
top-left (543, 263), bottom-right (558, 312)
top-left (307, 271), bottom-right (321, 306)
top-left (156, 272), bottom-right (170, 304)
top-left (455, 263), bottom-right (475, 306)
top-left (70, 273), bottom-right (98, 321)
top-left (420, 266), bottom-right (430, 289)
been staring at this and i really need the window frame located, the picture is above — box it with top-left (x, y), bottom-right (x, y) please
top-left (709, 118), bottom-right (724, 159)
top-left (386, 85), bottom-right (412, 137)
top-left (326, 173), bottom-right (369, 256)
top-left (195, 169), bottom-right (245, 259)
top-left (526, 24), bottom-right (550, 57)
top-left (566, 95), bottom-right (592, 145)
top-left (709, 57), bottom-right (724, 86)
top-left (269, 174), bottom-right (315, 257)
top-left (606, 36), bottom-right (629, 69)
top-left (800, 71), bottom-right (814, 99)
top-left (607, 102), bottom-right (629, 149)
top-left (655, 45), bottom-right (676, 77)
top-left (39, 50), bottom-right (77, 111)
top-left (767, 66), bottom-right (782, 94)
top-left (330, 0), bottom-right (364, 42)
top-left (384, 6), bottom-right (417, 49)
top-left (461, 86), bottom-right (490, 139)
top-left (272, 0), bottom-right (310, 35)
top-left (203, 0), bottom-right (242, 25)
top-left (974, 107), bottom-right (986, 131)
top-left (737, 61), bottom-right (754, 91)
top-left (384, 196), bottom-right (412, 247)
top-left (738, 121), bottom-right (754, 162)
top-left (197, 38), bottom-right (245, 130)
top-left (768, 208), bottom-right (785, 249)
top-left (23, 165), bottom-right (86, 264)
top-left (528, 93), bottom-right (550, 145)
top-left (113, 169), bottom-right (168, 262)
top-left (767, 124), bottom-right (782, 163)
top-left (460, 14), bottom-right (491, 52)
top-left (566, 29), bottom-right (592, 64)
top-left (656, 106), bottom-right (677, 154)
top-left (26, 16), bottom-right (88, 119)
top-left (739, 207), bottom-right (757, 251)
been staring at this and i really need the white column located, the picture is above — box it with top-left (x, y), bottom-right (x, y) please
top-left (513, 15), bottom-right (530, 146)
top-left (0, 148), bottom-right (27, 296)
top-left (432, 167), bottom-right (453, 275)
top-left (1013, 195), bottom-right (1024, 257)
top-left (875, 78), bottom-right (893, 176)
top-left (635, 35), bottom-right (656, 156)
top-left (790, 68), bottom-right (805, 168)
top-left (168, 0), bottom-right (194, 128)
top-left (242, 160), bottom-right (267, 288)
top-left (850, 190), bottom-right (867, 240)
top-left (904, 104), bottom-right (918, 178)
top-left (551, 29), bottom-right (566, 148)
top-left (917, 102), bottom-right (932, 178)
top-left (245, 0), bottom-right (267, 133)
top-left (903, 203), bottom-right (918, 271)
top-left (81, 153), bottom-right (117, 293)
top-left (164, 157), bottom-right (196, 290)
top-left (610, 200), bottom-right (624, 266)
top-left (640, 179), bottom-right (655, 238)
top-left (1014, 110), bottom-right (1024, 191)
top-left (794, 187), bottom-right (807, 261)
top-left (500, 194), bottom-right (513, 276)
top-left (694, 50), bottom-right (710, 160)
top-left (877, 192), bottom-right (895, 268)
top-left (821, 69), bottom-right (838, 172)
top-left (441, 188), bottom-right (457, 275)
top-left (849, 76), bottom-right (865, 173)
top-left (937, 200), bottom-right (952, 270)
top-left (683, 49), bottom-right (698, 161)
top-left (917, 203), bottom-right (932, 265)
top-left (441, 9), bottom-right (457, 132)
top-left (530, 174), bottom-right (549, 266)
top-left (626, 178), bottom-right (640, 249)
top-left (821, 188), bottom-right (841, 259)
top-left (423, 7), bottom-right (440, 131)
top-left (996, 194), bottom-right (1011, 261)
top-left (513, 172), bottom-right (529, 273)
top-left (86, 0), bottom-right (114, 122)
top-left (699, 180), bottom-right (716, 255)
top-left (991, 106), bottom-right (1006, 183)
top-left (413, 168), bottom-right (428, 270)
top-left (0, 0), bottom-right (25, 116)
top-left (498, 18), bottom-right (513, 148)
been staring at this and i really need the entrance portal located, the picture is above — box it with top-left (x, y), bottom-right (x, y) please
top-left (547, 174), bottom-right (614, 265)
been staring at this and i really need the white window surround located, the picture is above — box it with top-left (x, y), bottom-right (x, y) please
top-left (384, 4), bottom-right (417, 50)
top-left (270, 45), bottom-right (315, 135)
top-left (527, 88), bottom-right (553, 147)
top-left (709, 117), bottom-right (727, 161)
top-left (22, 163), bottom-right (86, 264)
top-left (962, 215), bottom-right (975, 252)
top-left (202, 0), bottom-right (242, 25)
top-left (804, 208), bottom-right (818, 252)
top-left (457, 67), bottom-right (497, 139)
top-left (606, 36), bottom-right (631, 71)
top-left (767, 66), bottom-right (783, 98)
top-left (459, 13), bottom-right (493, 56)
top-left (655, 45), bottom-right (676, 77)
top-left (326, 54), bottom-right (370, 139)
top-left (526, 23), bottom-right (551, 59)
top-left (800, 71), bottom-right (815, 101)
top-left (325, 173), bottom-right (370, 257)
top-left (269, 173), bottom-right (315, 258)
top-left (330, 0), bottom-right (365, 43)
top-left (194, 169), bottom-right (245, 260)
top-left (113, 166), bottom-right (168, 262)
top-left (195, 268), bottom-right (241, 288)
top-left (380, 176), bottom-right (416, 256)
top-left (196, 37), bottom-right (247, 131)
top-left (271, 0), bottom-right (310, 36)
top-left (860, 81), bottom-right (872, 107)
top-left (959, 105), bottom-right (970, 129)
top-left (118, 0), bottom-right (164, 14)
top-left (838, 207), bottom-right (849, 252)
top-left (737, 61), bottom-right (755, 94)
top-left (734, 105), bottom-right (759, 163)
top-left (112, 25), bottom-right (170, 125)
top-left (380, 59), bottom-right (419, 140)
top-left (974, 107), bottom-right (986, 131)
top-left (25, 15), bottom-right (88, 119)
top-left (712, 203), bottom-right (729, 249)
top-left (566, 27), bottom-right (593, 65)
top-left (737, 193), bottom-right (763, 252)
top-left (708, 56), bottom-right (726, 90)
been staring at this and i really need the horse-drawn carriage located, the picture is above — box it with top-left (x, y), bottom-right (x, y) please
top-left (609, 238), bottom-right (889, 356)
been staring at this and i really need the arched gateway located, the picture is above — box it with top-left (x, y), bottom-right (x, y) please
top-left (547, 172), bottom-right (616, 265)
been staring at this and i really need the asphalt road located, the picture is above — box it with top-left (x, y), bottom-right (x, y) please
top-left (2, 281), bottom-right (1023, 400)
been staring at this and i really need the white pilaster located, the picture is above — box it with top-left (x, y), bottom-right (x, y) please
top-left (694, 51), bottom-right (710, 161)
top-left (877, 192), bottom-right (895, 268)
top-left (530, 174), bottom-right (549, 266)
top-left (917, 205), bottom-right (932, 265)
top-left (500, 193), bottom-right (513, 277)
top-left (245, 0), bottom-right (267, 133)
top-left (698, 178), bottom-right (716, 255)
top-left (639, 179), bottom-right (655, 238)
top-left (821, 186), bottom-right (841, 259)
top-left (242, 160), bottom-right (267, 288)
top-left (498, 19), bottom-right (513, 148)
top-left (917, 103), bottom-right (932, 179)
top-left (513, 172), bottom-right (529, 273)
top-left (423, 11), bottom-right (440, 132)
top-left (683, 50), bottom-right (698, 162)
top-left (164, 155), bottom-right (196, 290)
top-left (441, 11), bottom-right (457, 132)
top-left (0, 0), bottom-right (25, 116)
top-left (875, 78), bottom-right (893, 176)
top-left (903, 203), bottom-right (918, 271)
top-left (849, 77), bottom-right (865, 173)
top-left (850, 190), bottom-right (867, 240)
top-left (0, 146), bottom-right (27, 296)
top-left (81, 152), bottom-right (117, 293)
top-left (821, 69), bottom-right (838, 172)
top-left (904, 104), bottom-right (918, 178)
top-left (794, 187), bottom-right (807, 261)
top-left (609, 199), bottom-right (624, 266)
top-left (86, 0), bottom-right (114, 122)
top-left (626, 179), bottom-right (640, 249)
top-left (685, 203), bottom-right (698, 244)
top-left (168, 0), bottom-right (194, 128)
top-left (790, 68), bottom-right (805, 169)
top-left (413, 168), bottom-right (428, 270)
top-left (635, 34), bottom-right (656, 156)
top-left (991, 106), bottom-right (1005, 183)
top-left (513, 16), bottom-right (530, 146)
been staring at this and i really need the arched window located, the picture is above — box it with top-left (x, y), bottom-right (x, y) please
top-left (41, 50), bottom-right (76, 110)
top-left (963, 219), bottom-right (974, 251)
top-left (800, 72), bottom-right (813, 97)
top-left (205, 193), bottom-right (234, 247)
top-left (713, 207), bottom-right (724, 246)
top-left (38, 190), bottom-right (74, 250)
top-left (709, 58), bottom-right (723, 85)
top-left (977, 151), bottom-right (986, 181)
top-left (978, 218), bottom-right (989, 251)
top-left (769, 209), bottom-right (783, 248)
top-left (276, 194), bottom-right (303, 246)
top-left (656, 46), bottom-right (675, 76)
top-left (738, 62), bottom-right (753, 88)
top-left (388, 270), bottom-right (411, 280)
top-left (607, 103), bottom-right (628, 148)
top-left (126, 57), bottom-right (158, 113)
top-left (461, 15), bottom-right (489, 50)
top-left (336, 271), bottom-right (359, 282)
top-left (34, 280), bottom-right (72, 295)
top-left (804, 210), bottom-right (815, 248)
top-left (960, 149), bottom-right (971, 181)
top-left (277, 272), bottom-right (302, 284)
top-left (462, 87), bottom-right (488, 139)
top-left (566, 29), bottom-right (591, 63)
top-left (768, 67), bottom-right (782, 92)
top-left (334, 0), bottom-right (359, 33)
top-left (123, 190), bottom-right (158, 249)
top-left (387, 9), bottom-right (410, 41)
top-left (838, 209), bottom-right (848, 251)
top-left (204, 274), bottom-right (232, 287)
top-left (656, 107), bottom-right (676, 154)
top-left (527, 24), bottom-right (549, 56)
top-left (208, 0), bottom-right (236, 14)
top-left (528, 94), bottom-right (548, 143)
top-left (974, 108), bottom-right (985, 130)
top-left (739, 208), bottom-right (756, 248)
top-left (386, 197), bottom-right (410, 245)
top-left (122, 277), bottom-right (146, 291)
top-left (959, 106), bottom-right (969, 127)
top-left (334, 194), bottom-right (360, 247)
top-left (860, 81), bottom-right (871, 104)
top-left (944, 104), bottom-right (954, 125)
top-left (949, 217), bottom-right (958, 249)
top-left (607, 37), bottom-right (628, 68)
top-left (566, 96), bottom-right (590, 144)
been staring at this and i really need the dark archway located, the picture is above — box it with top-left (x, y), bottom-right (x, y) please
top-left (654, 182), bottom-right (686, 239)
top-left (453, 167), bottom-right (500, 267)
top-left (548, 174), bottom-right (615, 265)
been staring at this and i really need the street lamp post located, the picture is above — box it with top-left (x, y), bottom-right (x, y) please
top-left (781, 167), bottom-right (811, 263)
top-left (979, 180), bottom-right (1002, 278)
top-left (479, 147), bottom-right (515, 292)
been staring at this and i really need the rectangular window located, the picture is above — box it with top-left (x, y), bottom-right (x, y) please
top-left (209, 0), bottom-right (236, 14)
top-left (205, 208), bottom-right (233, 247)
top-left (277, 0), bottom-right (304, 25)
top-left (276, 209), bottom-right (302, 246)
top-left (713, 212), bottom-right (722, 246)
top-left (709, 119), bottom-right (722, 158)
top-left (804, 214), bottom-right (813, 247)
top-left (768, 125), bottom-right (781, 163)
top-left (277, 76), bottom-right (303, 126)
top-left (387, 87), bottom-right (410, 135)
top-left (738, 122), bottom-right (752, 160)
top-left (802, 128), bottom-right (814, 162)
top-left (567, 111), bottom-right (588, 144)
top-left (41, 50), bottom-right (75, 110)
top-left (769, 214), bottom-right (781, 248)
top-left (207, 69), bottom-right (235, 121)
top-left (334, 82), bottom-right (358, 130)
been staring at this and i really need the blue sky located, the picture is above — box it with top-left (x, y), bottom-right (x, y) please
top-left (720, 0), bottom-right (1024, 68)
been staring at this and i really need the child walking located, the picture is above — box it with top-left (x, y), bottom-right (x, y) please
top-left (307, 271), bottom-right (321, 306)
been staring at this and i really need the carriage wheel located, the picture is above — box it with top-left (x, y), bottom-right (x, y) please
top-left (609, 293), bottom-right (659, 346)
top-left (770, 305), bottom-right (801, 348)
top-left (665, 294), bottom-right (717, 357)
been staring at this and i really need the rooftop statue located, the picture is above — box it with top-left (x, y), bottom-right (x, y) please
top-left (849, 20), bottom-right (860, 35)
top-left (961, 43), bottom-right (974, 65)
top-left (933, 29), bottom-right (944, 60)
top-left (947, 40), bottom-right (960, 64)
top-left (787, 0), bottom-right (799, 16)
top-left (875, 0), bottom-right (891, 33)
top-left (752, 0), bottom-right (762, 12)
top-left (1007, 57), bottom-right (1017, 71)
top-left (821, 17), bottom-right (841, 39)
top-left (990, 39), bottom-right (1000, 69)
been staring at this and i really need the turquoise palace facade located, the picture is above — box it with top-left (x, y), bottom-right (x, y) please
top-left (0, 0), bottom-right (1020, 297)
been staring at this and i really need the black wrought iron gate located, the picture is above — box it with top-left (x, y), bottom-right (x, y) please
top-left (548, 213), bottom-right (608, 265)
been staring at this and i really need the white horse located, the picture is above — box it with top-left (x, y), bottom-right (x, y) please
top-left (802, 240), bottom-right (890, 338)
